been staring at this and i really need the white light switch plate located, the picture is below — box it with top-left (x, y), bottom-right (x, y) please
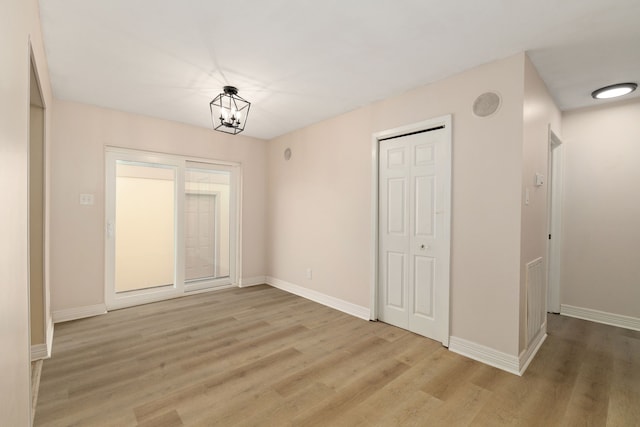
top-left (80, 193), bottom-right (94, 205)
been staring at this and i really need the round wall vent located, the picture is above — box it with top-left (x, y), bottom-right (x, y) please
top-left (472, 92), bottom-right (501, 117)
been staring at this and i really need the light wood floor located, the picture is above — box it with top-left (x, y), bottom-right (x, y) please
top-left (32, 359), bottom-right (43, 425)
top-left (35, 285), bottom-right (640, 426)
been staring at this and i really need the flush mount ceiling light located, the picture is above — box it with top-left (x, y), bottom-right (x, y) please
top-left (210, 86), bottom-right (251, 135)
top-left (591, 82), bottom-right (637, 100)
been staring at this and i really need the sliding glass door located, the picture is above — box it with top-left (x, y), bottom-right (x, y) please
top-left (184, 162), bottom-right (235, 292)
top-left (115, 161), bottom-right (176, 293)
top-left (105, 149), bottom-right (238, 309)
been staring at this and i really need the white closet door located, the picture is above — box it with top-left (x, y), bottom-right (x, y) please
top-left (378, 126), bottom-right (450, 344)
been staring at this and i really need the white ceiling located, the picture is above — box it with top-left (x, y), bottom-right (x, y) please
top-left (38, 0), bottom-right (640, 140)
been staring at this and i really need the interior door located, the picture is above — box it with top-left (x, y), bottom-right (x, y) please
top-left (378, 126), bottom-right (451, 344)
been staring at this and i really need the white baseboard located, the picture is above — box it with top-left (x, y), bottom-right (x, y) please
top-left (449, 336), bottom-right (520, 376)
top-left (239, 276), bottom-right (267, 287)
top-left (265, 276), bottom-right (370, 321)
top-left (519, 329), bottom-right (547, 375)
top-left (449, 331), bottom-right (548, 377)
top-left (46, 317), bottom-right (54, 356)
top-left (561, 304), bottom-right (640, 331)
top-left (31, 317), bottom-right (55, 361)
top-left (53, 303), bottom-right (107, 323)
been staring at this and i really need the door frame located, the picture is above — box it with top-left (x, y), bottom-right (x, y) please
top-left (28, 43), bottom-right (53, 362)
top-left (104, 147), bottom-right (241, 310)
top-left (370, 114), bottom-right (452, 346)
top-left (547, 129), bottom-right (563, 313)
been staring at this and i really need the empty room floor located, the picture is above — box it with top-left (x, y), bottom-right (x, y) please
top-left (35, 285), bottom-right (640, 426)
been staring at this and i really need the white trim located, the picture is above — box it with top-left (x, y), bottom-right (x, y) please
top-left (547, 129), bottom-right (563, 314)
top-left (266, 277), bottom-right (370, 321)
top-left (235, 167), bottom-right (244, 293)
top-left (106, 288), bottom-right (184, 310)
top-left (108, 283), bottom-right (238, 309)
top-left (239, 276), bottom-right (266, 287)
top-left (105, 146), bottom-right (241, 167)
top-left (369, 125), bottom-right (379, 321)
top-left (561, 304), bottom-right (640, 332)
top-left (184, 283), bottom-right (237, 295)
top-left (449, 336), bottom-right (521, 376)
top-left (519, 329), bottom-right (547, 375)
top-left (46, 317), bottom-right (54, 357)
top-left (30, 319), bottom-right (55, 361)
top-left (117, 284), bottom-right (239, 307)
top-left (30, 344), bottom-right (48, 361)
top-left (53, 304), bottom-right (107, 323)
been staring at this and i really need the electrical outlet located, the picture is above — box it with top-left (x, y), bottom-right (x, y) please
top-left (306, 268), bottom-right (312, 280)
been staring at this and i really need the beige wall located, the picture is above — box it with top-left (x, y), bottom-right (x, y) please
top-left (0, 0), bottom-right (53, 424)
top-left (561, 98), bottom-right (640, 318)
top-left (50, 100), bottom-right (267, 313)
top-left (519, 56), bottom-right (561, 351)
top-left (268, 54), bottom-right (529, 355)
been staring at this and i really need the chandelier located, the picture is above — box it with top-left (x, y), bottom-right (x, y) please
top-left (210, 86), bottom-right (250, 135)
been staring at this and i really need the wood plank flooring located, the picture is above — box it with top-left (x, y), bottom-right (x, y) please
top-left (32, 359), bottom-right (43, 425)
top-left (35, 285), bottom-right (640, 426)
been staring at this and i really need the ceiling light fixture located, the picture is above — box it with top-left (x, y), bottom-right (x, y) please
top-left (591, 82), bottom-right (637, 100)
top-left (210, 86), bottom-right (250, 135)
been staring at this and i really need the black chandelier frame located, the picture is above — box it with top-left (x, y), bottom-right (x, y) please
top-left (210, 86), bottom-right (251, 135)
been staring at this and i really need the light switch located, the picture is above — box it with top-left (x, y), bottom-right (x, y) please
top-left (80, 193), bottom-right (94, 205)
top-left (535, 173), bottom-right (545, 187)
